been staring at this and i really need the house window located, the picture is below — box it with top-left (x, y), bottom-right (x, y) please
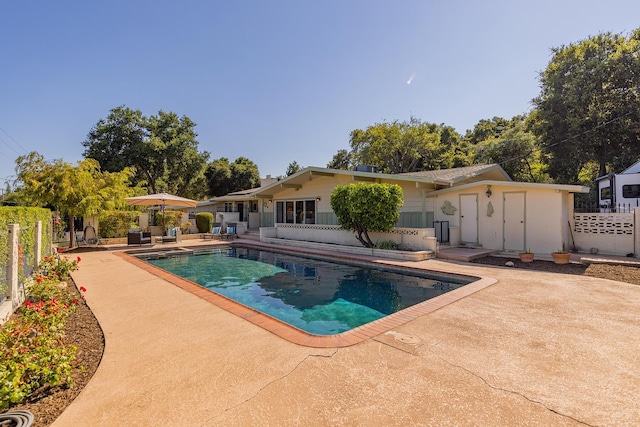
top-left (286, 201), bottom-right (294, 223)
top-left (188, 211), bottom-right (196, 220)
top-left (276, 201), bottom-right (285, 223)
top-left (274, 199), bottom-right (317, 224)
top-left (224, 202), bottom-right (233, 212)
top-left (623, 185), bottom-right (640, 199)
top-left (600, 186), bottom-right (611, 200)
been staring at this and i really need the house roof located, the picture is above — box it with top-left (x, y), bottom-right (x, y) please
top-left (198, 164), bottom-right (515, 204)
top-left (251, 164), bottom-right (511, 199)
top-left (399, 164), bottom-right (512, 184)
top-left (424, 180), bottom-right (590, 197)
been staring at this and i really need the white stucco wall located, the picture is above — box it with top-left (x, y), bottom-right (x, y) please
top-left (428, 185), bottom-right (571, 254)
top-left (271, 174), bottom-right (426, 217)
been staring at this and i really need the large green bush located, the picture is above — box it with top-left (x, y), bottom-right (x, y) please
top-left (195, 212), bottom-right (214, 233)
top-left (156, 210), bottom-right (183, 231)
top-left (98, 210), bottom-right (140, 238)
top-left (330, 183), bottom-right (404, 248)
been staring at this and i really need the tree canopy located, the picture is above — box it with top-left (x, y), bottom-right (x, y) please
top-left (330, 183), bottom-right (403, 248)
top-left (286, 161), bottom-right (302, 176)
top-left (344, 117), bottom-right (471, 174)
top-left (82, 106), bottom-right (210, 199)
top-left (14, 152), bottom-right (135, 247)
top-left (532, 29), bottom-right (640, 183)
top-left (205, 157), bottom-right (260, 197)
top-left (466, 115), bottom-right (550, 182)
top-left (326, 149), bottom-right (353, 170)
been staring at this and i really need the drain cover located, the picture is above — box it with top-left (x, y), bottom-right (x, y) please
top-left (395, 334), bottom-right (421, 345)
top-left (385, 331), bottom-right (421, 345)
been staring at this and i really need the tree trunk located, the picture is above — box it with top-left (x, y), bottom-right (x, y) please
top-left (68, 215), bottom-right (75, 249)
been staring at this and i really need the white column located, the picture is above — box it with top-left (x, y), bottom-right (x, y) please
top-left (34, 220), bottom-right (42, 269)
top-left (8, 224), bottom-right (22, 309)
top-left (634, 207), bottom-right (640, 258)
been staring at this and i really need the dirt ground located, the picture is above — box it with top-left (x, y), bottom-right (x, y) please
top-left (7, 258), bottom-right (640, 426)
top-left (470, 256), bottom-right (640, 286)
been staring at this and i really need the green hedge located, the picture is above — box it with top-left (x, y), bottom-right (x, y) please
top-left (98, 210), bottom-right (140, 238)
top-left (0, 207), bottom-right (52, 294)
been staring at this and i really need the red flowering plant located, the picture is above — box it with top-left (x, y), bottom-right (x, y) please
top-left (0, 254), bottom-right (86, 409)
top-left (37, 253), bottom-right (80, 281)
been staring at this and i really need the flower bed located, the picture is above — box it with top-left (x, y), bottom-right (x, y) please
top-left (0, 254), bottom-right (84, 410)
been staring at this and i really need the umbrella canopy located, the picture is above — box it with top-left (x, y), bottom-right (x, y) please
top-left (125, 192), bottom-right (198, 208)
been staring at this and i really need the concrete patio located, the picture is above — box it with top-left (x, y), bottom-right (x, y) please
top-left (52, 240), bottom-right (640, 426)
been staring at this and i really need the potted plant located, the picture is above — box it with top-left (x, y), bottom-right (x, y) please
top-left (551, 249), bottom-right (571, 264)
top-left (519, 249), bottom-right (534, 263)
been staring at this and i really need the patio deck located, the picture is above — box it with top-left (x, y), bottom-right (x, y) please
top-left (51, 239), bottom-right (640, 426)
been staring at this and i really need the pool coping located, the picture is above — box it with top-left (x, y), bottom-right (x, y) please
top-left (115, 245), bottom-right (497, 348)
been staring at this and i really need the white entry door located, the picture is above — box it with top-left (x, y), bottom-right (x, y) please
top-left (460, 194), bottom-right (478, 244)
top-left (504, 192), bottom-right (526, 251)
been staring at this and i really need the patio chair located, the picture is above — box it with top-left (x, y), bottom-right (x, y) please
top-left (203, 222), bottom-right (222, 240)
top-left (158, 227), bottom-right (181, 243)
top-left (221, 223), bottom-right (238, 240)
top-left (127, 229), bottom-right (152, 245)
top-left (77, 225), bottom-right (100, 246)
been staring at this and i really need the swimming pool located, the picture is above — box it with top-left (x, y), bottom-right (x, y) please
top-left (142, 246), bottom-right (474, 335)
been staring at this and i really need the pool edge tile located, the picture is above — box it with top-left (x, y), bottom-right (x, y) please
top-left (116, 249), bottom-right (498, 348)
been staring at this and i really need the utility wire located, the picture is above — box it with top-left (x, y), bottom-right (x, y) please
top-left (497, 110), bottom-right (635, 166)
top-left (0, 127), bottom-right (29, 154)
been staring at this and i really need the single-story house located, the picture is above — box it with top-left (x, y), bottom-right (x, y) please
top-left (193, 164), bottom-right (588, 255)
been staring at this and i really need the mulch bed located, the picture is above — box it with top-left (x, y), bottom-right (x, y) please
top-left (470, 256), bottom-right (640, 286)
top-left (5, 281), bottom-right (104, 427)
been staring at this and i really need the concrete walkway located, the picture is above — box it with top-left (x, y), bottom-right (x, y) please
top-left (52, 241), bottom-right (640, 426)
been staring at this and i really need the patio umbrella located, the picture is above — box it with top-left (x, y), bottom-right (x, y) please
top-left (125, 192), bottom-right (198, 209)
top-left (125, 192), bottom-right (198, 232)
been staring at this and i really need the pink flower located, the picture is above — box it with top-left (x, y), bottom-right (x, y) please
top-left (79, 286), bottom-right (87, 293)
top-left (56, 248), bottom-right (62, 254)
top-left (36, 276), bottom-right (42, 283)
top-left (71, 299), bottom-right (79, 305)
top-left (77, 256), bottom-right (82, 262)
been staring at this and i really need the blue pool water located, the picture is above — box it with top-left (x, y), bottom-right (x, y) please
top-left (144, 247), bottom-right (473, 335)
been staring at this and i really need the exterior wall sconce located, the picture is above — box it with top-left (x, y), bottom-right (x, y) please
top-left (485, 185), bottom-right (492, 198)
top-left (316, 196), bottom-right (321, 202)
top-left (268, 199), bottom-right (272, 204)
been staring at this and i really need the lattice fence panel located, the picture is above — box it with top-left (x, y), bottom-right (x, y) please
top-left (573, 213), bottom-right (634, 235)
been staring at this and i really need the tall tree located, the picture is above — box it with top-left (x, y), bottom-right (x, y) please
top-left (327, 149), bottom-right (353, 170)
top-left (532, 29), bottom-right (640, 183)
top-left (205, 157), bottom-right (260, 197)
top-left (467, 115), bottom-right (550, 182)
top-left (82, 106), bottom-right (210, 199)
top-left (286, 161), bottom-right (301, 176)
top-left (14, 152), bottom-right (135, 247)
top-left (349, 117), bottom-right (470, 174)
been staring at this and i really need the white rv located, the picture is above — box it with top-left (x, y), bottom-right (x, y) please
top-left (596, 160), bottom-right (640, 212)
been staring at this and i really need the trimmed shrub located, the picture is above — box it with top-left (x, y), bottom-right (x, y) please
top-left (195, 212), bottom-right (214, 233)
top-left (98, 210), bottom-right (140, 238)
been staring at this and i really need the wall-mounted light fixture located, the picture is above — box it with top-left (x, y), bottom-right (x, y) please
top-left (485, 185), bottom-right (492, 198)
top-left (316, 196), bottom-right (321, 202)
top-left (268, 199), bottom-right (272, 204)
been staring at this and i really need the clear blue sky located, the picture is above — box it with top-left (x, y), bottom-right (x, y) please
top-left (1, 0), bottom-right (639, 187)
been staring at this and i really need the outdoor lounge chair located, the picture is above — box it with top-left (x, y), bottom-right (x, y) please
top-left (157, 227), bottom-right (181, 243)
top-left (203, 222), bottom-right (222, 240)
top-left (221, 223), bottom-right (238, 240)
top-left (77, 225), bottom-right (100, 246)
top-left (127, 229), bottom-right (151, 245)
